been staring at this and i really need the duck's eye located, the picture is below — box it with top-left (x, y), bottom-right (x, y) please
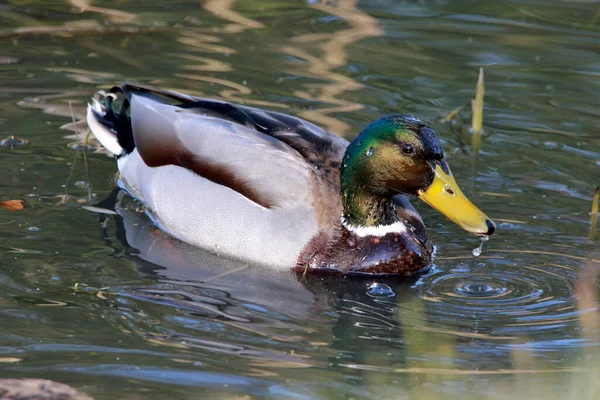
top-left (401, 143), bottom-right (414, 155)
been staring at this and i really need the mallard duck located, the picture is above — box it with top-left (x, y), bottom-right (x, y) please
top-left (87, 84), bottom-right (494, 276)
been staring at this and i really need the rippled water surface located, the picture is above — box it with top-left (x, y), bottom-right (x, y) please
top-left (1, 0), bottom-right (600, 399)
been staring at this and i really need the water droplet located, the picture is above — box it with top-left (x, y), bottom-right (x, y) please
top-left (75, 181), bottom-right (91, 189)
top-left (367, 282), bottom-right (395, 298)
top-left (472, 236), bottom-right (488, 257)
top-left (366, 147), bottom-right (374, 157)
top-left (70, 143), bottom-right (93, 151)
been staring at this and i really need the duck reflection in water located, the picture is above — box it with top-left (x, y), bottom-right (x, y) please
top-left (92, 189), bottom-right (419, 364)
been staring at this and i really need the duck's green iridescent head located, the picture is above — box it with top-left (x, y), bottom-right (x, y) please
top-left (340, 115), bottom-right (495, 236)
top-left (341, 116), bottom-right (442, 197)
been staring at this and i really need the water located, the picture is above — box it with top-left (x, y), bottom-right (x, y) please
top-left (367, 282), bottom-right (395, 298)
top-left (0, 0), bottom-right (599, 399)
top-left (472, 236), bottom-right (488, 256)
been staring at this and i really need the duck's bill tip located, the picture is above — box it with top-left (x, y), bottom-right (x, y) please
top-left (417, 164), bottom-right (495, 236)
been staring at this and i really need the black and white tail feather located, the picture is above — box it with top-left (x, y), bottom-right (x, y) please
top-left (86, 88), bottom-right (132, 157)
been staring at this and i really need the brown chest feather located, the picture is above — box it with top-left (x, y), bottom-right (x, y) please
top-left (297, 227), bottom-right (432, 276)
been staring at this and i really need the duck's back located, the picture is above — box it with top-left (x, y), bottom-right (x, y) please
top-left (87, 84), bottom-right (348, 268)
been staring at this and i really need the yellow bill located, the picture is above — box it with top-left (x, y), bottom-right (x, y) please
top-left (417, 163), bottom-right (495, 236)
